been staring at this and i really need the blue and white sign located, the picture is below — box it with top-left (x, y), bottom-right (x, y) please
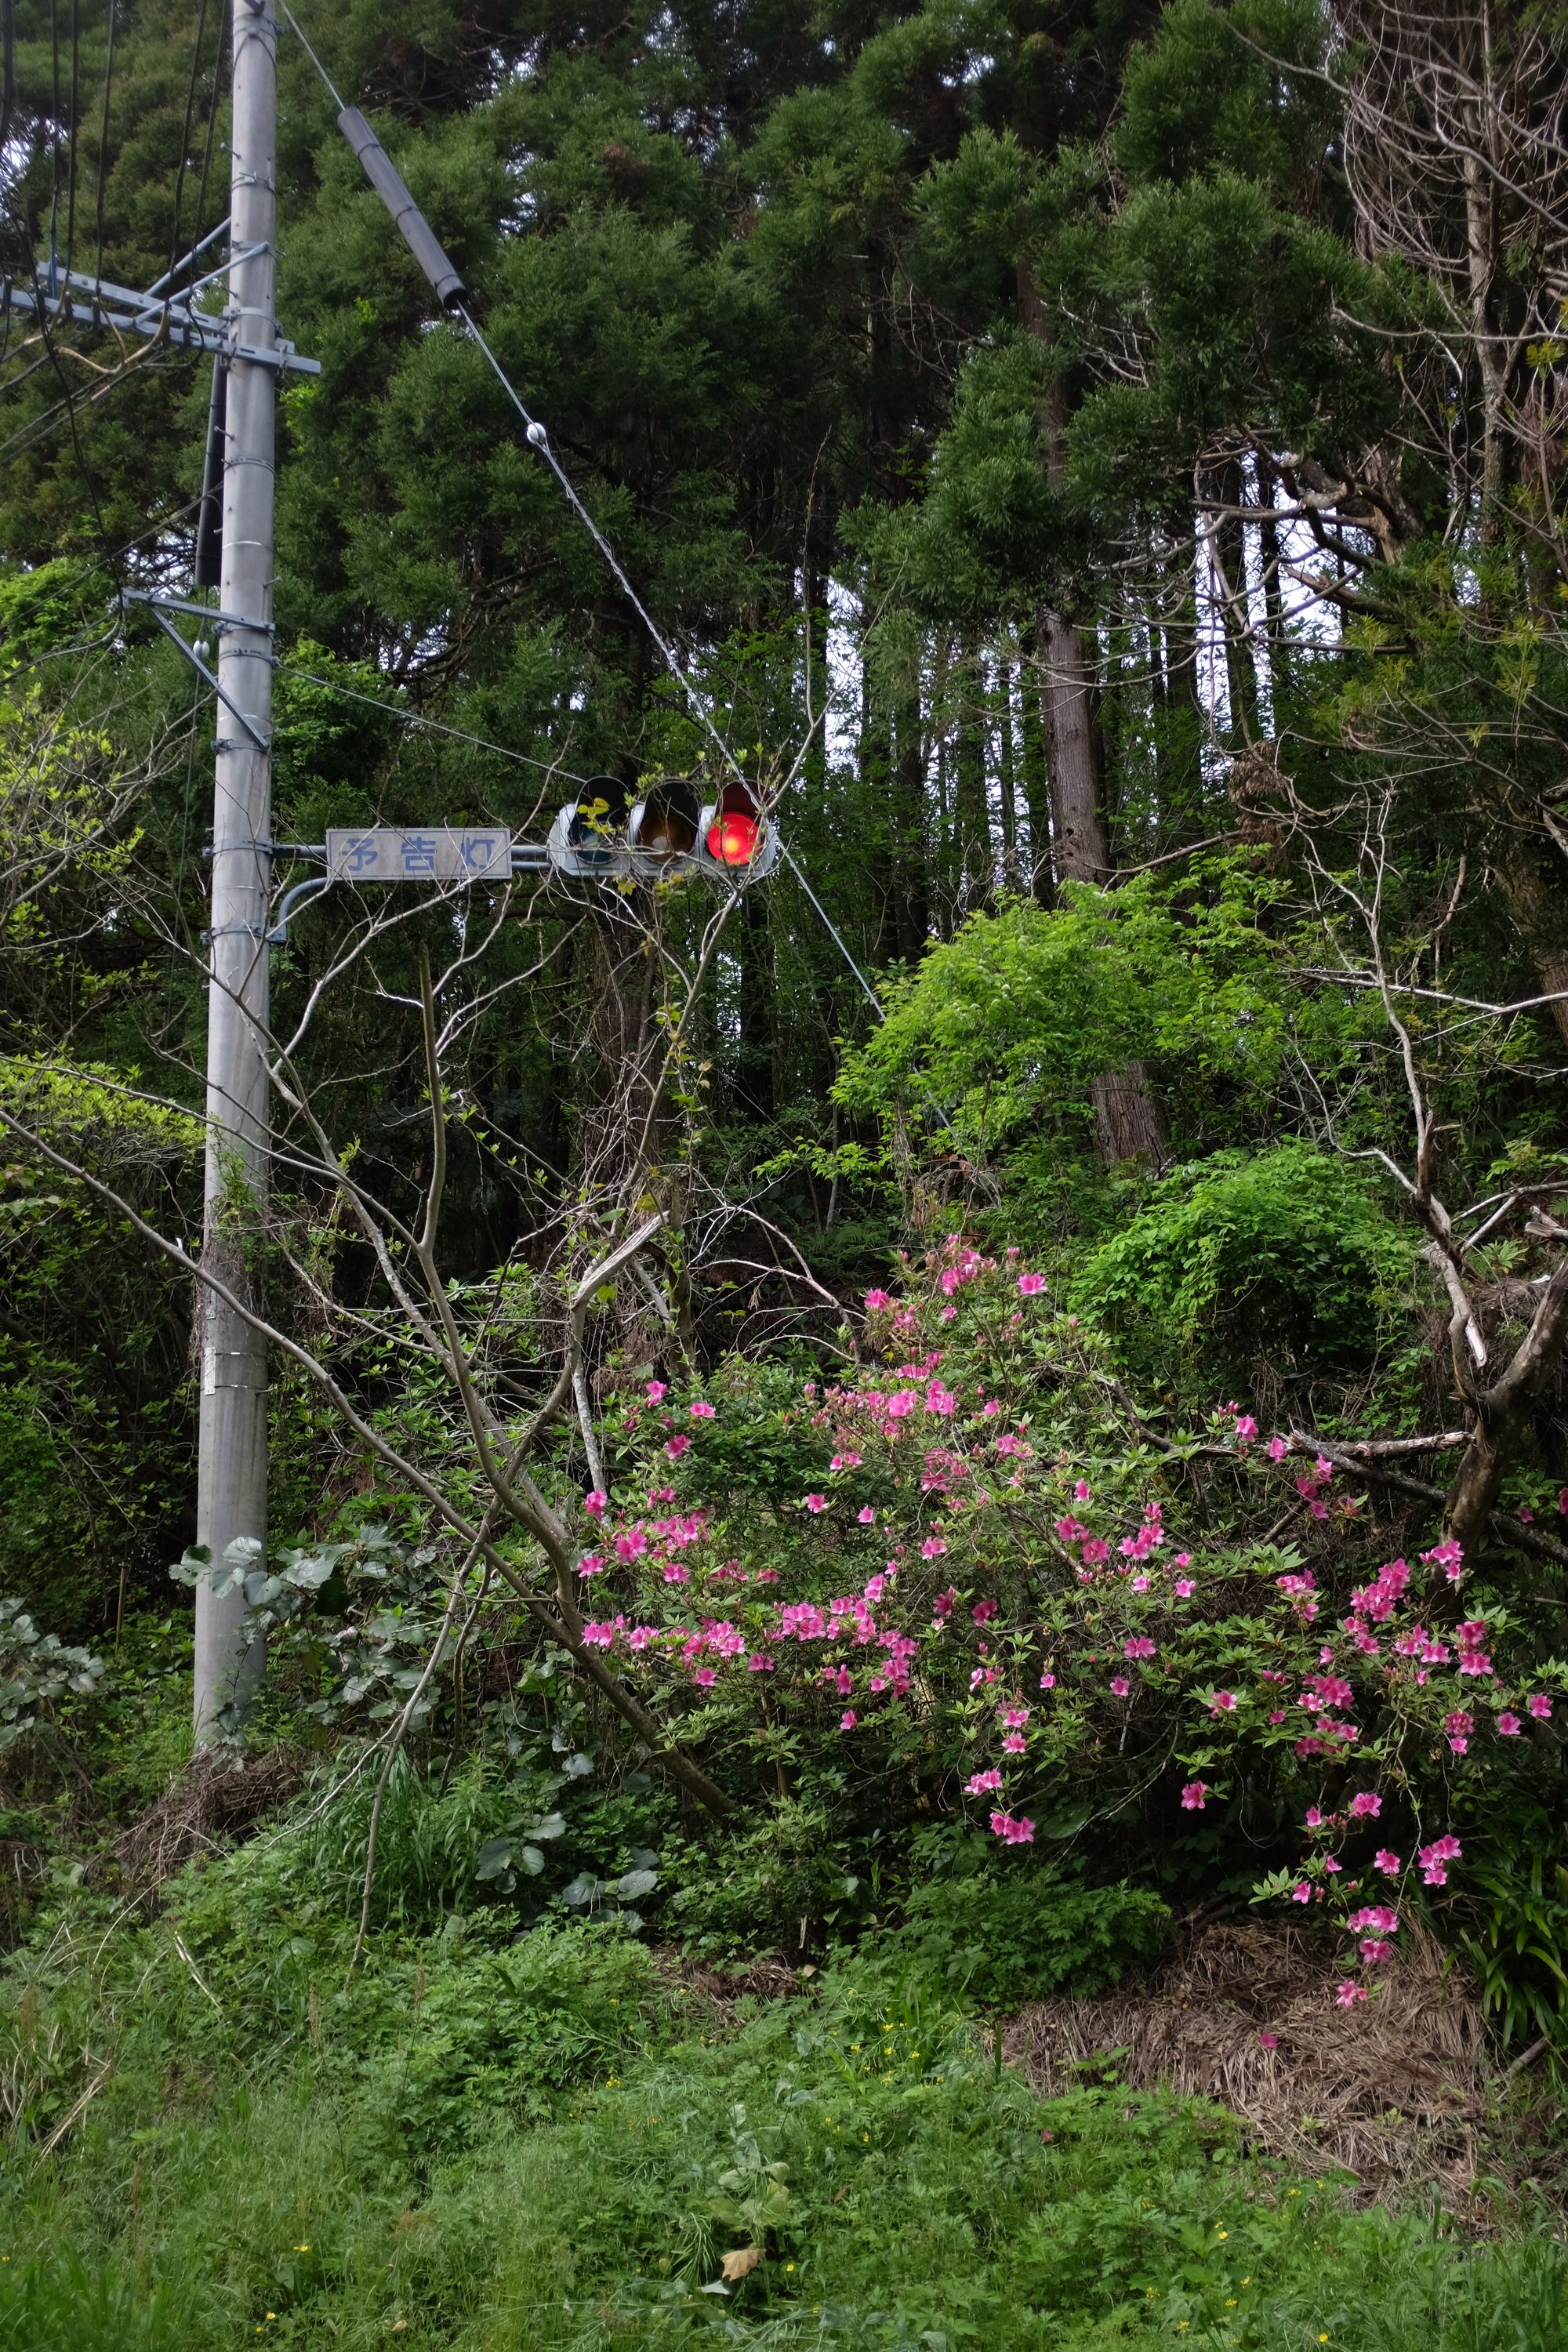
top-left (325, 827), bottom-right (512, 882)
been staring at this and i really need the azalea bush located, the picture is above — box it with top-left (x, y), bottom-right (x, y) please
top-left (569, 1237), bottom-right (1566, 2007)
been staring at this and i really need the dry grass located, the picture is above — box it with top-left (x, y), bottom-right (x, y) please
top-left (1000, 1915), bottom-right (1502, 2198)
top-left (111, 1747), bottom-right (301, 1893)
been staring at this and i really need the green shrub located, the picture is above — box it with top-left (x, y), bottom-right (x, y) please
top-left (1073, 1143), bottom-right (1410, 1383)
top-left (891, 1852), bottom-right (1171, 2004)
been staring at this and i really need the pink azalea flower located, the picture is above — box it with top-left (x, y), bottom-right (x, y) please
top-left (585, 1490), bottom-right (608, 1518)
top-left (1110, 1675), bottom-right (1130, 1697)
top-left (966, 1768), bottom-right (1003, 1794)
top-left (1210, 1690), bottom-right (1238, 1715)
top-left (1258, 2031), bottom-right (1278, 2049)
top-left (1040, 1671), bottom-right (1057, 1690)
top-left (1305, 1806), bottom-right (1326, 1829)
top-left (1291, 1881), bottom-right (1312, 1904)
top-left (689, 1399), bottom-right (716, 1419)
top-left (666, 1434), bottom-right (691, 1460)
top-left (1018, 1272), bottom-right (1046, 1297)
top-left (858, 1506), bottom-right (877, 1526)
top-left (1180, 1780), bottom-right (1208, 1810)
top-left (1374, 1849), bottom-right (1401, 1875)
top-left (1497, 1711), bottom-right (1522, 1736)
top-left (971, 1599), bottom-right (997, 1624)
top-left (1073, 1479), bottom-right (1092, 1501)
top-left (1348, 1791), bottom-right (1382, 1819)
top-left (644, 1381), bottom-right (667, 1404)
top-left (1234, 1414), bottom-right (1259, 1443)
top-left (864, 1289), bottom-right (893, 1311)
top-left (578, 1553), bottom-right (605, 1577)
top-left (840, 1710), bottom-right (857, 1730)
top-left (989, 1809), bottom-right (1036, 1843)
top-left (1268, 1436), bottom-right (1288, 1463)
top-left (1528, 1693), bottom-right (1553, 1719)
top-left (1335, 1980), bottom-right (1369, 2008)
top-left (693, 1666), bottom-right (716, 1687)
top-left (1124, 1635), bottom-right (1156, 1661)
top-left (920, 1534), bottom-right (947, 1558)
top-left (1002, 1732), bottom-right (1026, 1754)
top-left (1174, 1577), bottom-right (1196, 1599)
top-left (804, 1494), bottom-right (828, 1513)
top-left (1359, 1937), bottom-right (1394, 1965)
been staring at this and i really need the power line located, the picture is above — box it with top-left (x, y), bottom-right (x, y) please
top-left (289, 669), bottom-right (593, 786)
top-left (93, 0), bottom-right (116, 288)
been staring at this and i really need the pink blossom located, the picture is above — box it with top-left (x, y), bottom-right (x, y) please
top-left (1174, 1577), bottom-right (1196, 1599)
top-left (1259, 2031), bottom-right (1278, 2049)
top-left (858, 1506), bottom-right (877, 1526)
top-left (1210, 1690), bottom-right (1238, 1715)
top-left (989, 1809), bottom-right (1035, 1843)
top-left (1305, 1806), bottom-right (1327, 1830)
top-left (693, 1665), bottom-right (717, 1687)
top-left (666, 1434), bottom-right (691, 1460)
top-left (1124, 1635), bottom-right (1156, 1661)
top-left (644, 1381), bottom-right (667, 1405)
top-left (840, 1710), bottom-right (857, 1730)
top-left (1374, 1849), bottom-right (1401, 1875)
top-left (971, 1599), bottom-right (997, 1624)
top-left (1348, 1791), bottom-right (1382, 1820)
top-left (1497, 1711), bottom-right (1523, 1737)
top-left (886, 1388), bottom-right (918, 1418)
top-left (1110, 1675), bottom-right (1130, 1697)
top-left (1268, 1435), bottom-right (1288, 1463)
top-left (1082, 1538), bottom-right (1112, 1566)
top-left (1335, 1980), bottom-right (1369, 2008)
top-left (1040, 1671), bottom-right (1057, 1690)
top-left (1073, 1479), bottom-right (1092, 1502)
top-left (1180, 1781), bottom-right (1209, 1810)
top-left (804, 1494), bottom-right (828, 1513)
top-left (1528, 1693), bottom-right (1553, 1719)
top-left (1002, 1732), bottom-right (1026, 1753)
top-left (931, 1588), bottom-right (956, 1619)
top-left (1359, 1938), bottom-right (1395, 1965)
top-left (1348, 1905), bottom-right (1399, 1935)
top-left (864, 1289), bottom-right (893, 1311)
top-left (578, 1553), bottom-right (605, 1577)
top-left (1172, 1552), bottom-right (1192, 1569)
top-left (1420, 1537), bottom-right (1465, 1584)
top-left (1291, 1881), bottom-right (1312, 1904)
top-left (689, 1399), bottom-right (716, 1419)
top-left (1018, 1272), bottom-right (1046, 1297)
top-left (1000, 1704), bottom-right (1029, 1728)
top-left (585, 1490), bottom-right (608, 1519)
top-left (966, 1768), bottom-right (1003, 1795)
top-left (1234, 1414), bottom-right (1259, 1443)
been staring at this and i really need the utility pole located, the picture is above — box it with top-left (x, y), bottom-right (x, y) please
top-left (193, 0), bottom-right (278, 1737)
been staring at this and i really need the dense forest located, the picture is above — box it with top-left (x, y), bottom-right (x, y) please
top-left (2, 0), bottom-right (1568, 2342)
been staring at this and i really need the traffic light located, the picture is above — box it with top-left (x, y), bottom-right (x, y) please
top-left (546, 777), bottom-right (633, 876)
top-left (697, 781), bottom-right (778, 877)
top-left (627, 776), bottom-right (700, 867)
top-left (546, 773), bottom-right (777, 881)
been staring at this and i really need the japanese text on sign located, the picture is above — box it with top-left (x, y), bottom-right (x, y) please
top-left (325, 828), bottom-right (512, 882)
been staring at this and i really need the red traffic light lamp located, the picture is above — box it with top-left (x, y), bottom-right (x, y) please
top-left (706, 807), bottom-right (760, 865)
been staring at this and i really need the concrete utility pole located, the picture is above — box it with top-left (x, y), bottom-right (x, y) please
top-left (193, 0), bottom-right (278, 1737)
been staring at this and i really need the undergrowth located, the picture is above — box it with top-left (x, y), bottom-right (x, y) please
top-left (0, 1846), bottom-right (1564, 2349)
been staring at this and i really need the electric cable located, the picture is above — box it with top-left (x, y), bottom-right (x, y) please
top-left (47, 0), bottom-right (61, 273)
top-left (93, 0), bottom-right (117, 289)
top-left (165, 0), bottom-right (212, 287)
top-left (289, 670), bottom-right (593, 786)
top-left (65, 0), bottom-right (78, 274)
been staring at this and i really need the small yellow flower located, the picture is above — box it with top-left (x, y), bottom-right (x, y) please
top-left (785, 2263), bottom-right (796, 2273)
top-left (1216, 2228), bottom-right (1228, 2239)
top-left (293, 2244), bottom-right (310, 2252)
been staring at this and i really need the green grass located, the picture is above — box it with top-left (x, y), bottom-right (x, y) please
top-left (1, 1925), bottom-right (1565, 2351)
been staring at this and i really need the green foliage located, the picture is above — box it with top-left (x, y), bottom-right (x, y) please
top-left (834, 859), bottom-right (1293, 1168)
top-left (2, 1928), bottom-right (1566, 2348)
top-left (1073, 1145), bottom-right (1413, 1388)
top-left (1456, 1817), bottom-right (1568, 2075)
top-left (891, 1847), bottom-right (1171, 2004)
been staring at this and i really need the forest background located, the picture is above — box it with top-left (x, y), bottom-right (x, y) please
top-left (2, 0), bottom-right (1568, 2343)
